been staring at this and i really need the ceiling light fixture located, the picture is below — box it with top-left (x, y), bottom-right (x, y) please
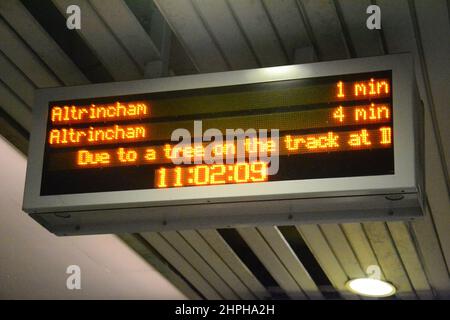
top-left (346, 278), bottom-right (396, 297)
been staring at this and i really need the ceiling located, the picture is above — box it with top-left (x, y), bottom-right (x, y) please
top-left (0, 0), bottom-right (449, 299)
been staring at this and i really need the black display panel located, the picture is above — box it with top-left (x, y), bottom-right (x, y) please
top-left (41, 71), bottom-right (394, 195)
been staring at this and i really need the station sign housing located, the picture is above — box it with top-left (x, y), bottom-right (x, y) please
top-left (23, 54), bottom-right (424, 235)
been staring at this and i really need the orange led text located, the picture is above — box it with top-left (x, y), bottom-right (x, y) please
top-left (337, 78), bottom-right (390, 98)
top-left (48, 125), bottom-right (147, 146)
top-left (77, 150), bottom-right (111, 166)
top-left (51, 102), bottom-right (149, 123)
top-left (285, 132), bottom-right (340, 151)
top-left (354, 78), bottom-right (389, 96)
top-left (348, 129), bottom-right (372, 146)
top-left (355, 103), bottom-right (390, 121)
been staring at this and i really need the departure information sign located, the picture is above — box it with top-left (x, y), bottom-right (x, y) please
top-left (41, 71), bottom-right (393, 195)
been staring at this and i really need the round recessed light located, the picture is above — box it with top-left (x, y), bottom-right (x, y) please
top-left (346, 278), bottom-right (396, 297)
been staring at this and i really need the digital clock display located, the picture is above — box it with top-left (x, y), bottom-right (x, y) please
top-left (40, 71), bottom-right (394, 195)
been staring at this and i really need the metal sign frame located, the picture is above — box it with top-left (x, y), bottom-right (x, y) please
top-left (23, 54), bottom-right (424, 235)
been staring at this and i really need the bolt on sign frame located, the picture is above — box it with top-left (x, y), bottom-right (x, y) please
top-left (23, 54), bottom-right (424, 236)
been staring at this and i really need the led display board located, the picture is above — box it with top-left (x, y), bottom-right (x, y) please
top-left (23, 54), bottom-right (424, 235)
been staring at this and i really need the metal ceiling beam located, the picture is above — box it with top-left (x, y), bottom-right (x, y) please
top-left (410, 208), bottom-right (450, 298)
top-left (296, 225), bottom-right (359, 299)
top-left (335, 0), bottom-right (383, 57)
top-left (0, 106), bottom-right (28, 155)
top-left (297, 0), bottom-right (348, 60)
top-left (0, 16), bottom-right (60, 87)
top-left (89, 0), bottom-right (160, 72)
top-left (341, 223), bottom-right (387, 280)
top-left (261, 0), bottom-right (312, 63)
top-left (226, 0), bottom-right (287, 66)
top-left (237, 227), bottom-right (307, 300)
top-left (0, 0), bottom-right (88, 86)
top-left (179, 230), bottom-right (256, 299)
top-left (119, 233), bottom-right (202, 300)
top-left (363, 222), bottom-right (416, 299)
top-left (319, 224), bottom-right (366, 280)
top-left (141, 232), bottom-right (223, 299)
top-left (159, 231), bottom-right (239, 299)
top-left (191, 0), bottom-right (258, 69)
top-left (52, 0), bottom-right (142, 80)
top-left (0, 80), bottom-right (31, 131)
top-left (198, 229), bottom-right (270, 300)
top-left (0, 51), bottom-right (34, 108)
top-left (387, 221), bottom-right (433, 299)
top-left (258, 226), bottom-right (324, 299)
top-left (154, 0), bottom-right (228, 72)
